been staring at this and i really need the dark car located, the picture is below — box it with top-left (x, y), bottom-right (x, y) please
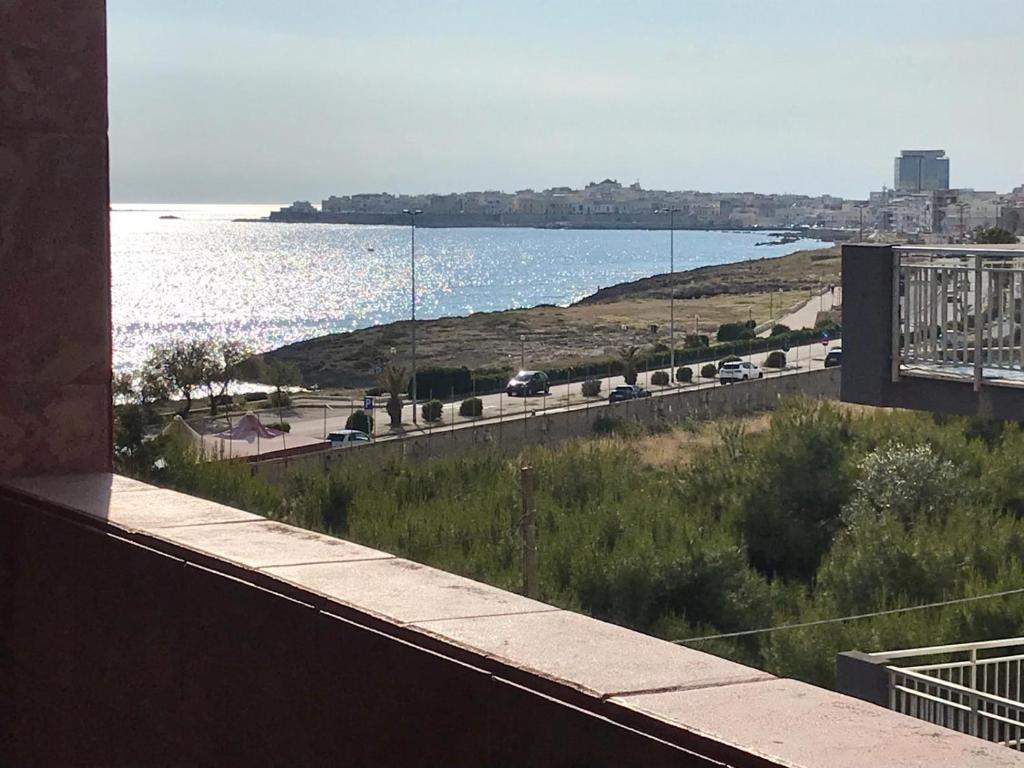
top-left (506, 370), bottom-right (550, 397)
top-left (824, 347), bottom-right (842, 367)
top-left (608, 384), bottom-right (652, 403)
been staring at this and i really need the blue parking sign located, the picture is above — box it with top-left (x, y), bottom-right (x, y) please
top-left (363, 397), bottom-right (374, 411)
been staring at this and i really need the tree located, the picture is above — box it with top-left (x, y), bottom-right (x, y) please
top-left (144, 339), bottom-right (213, 417)
top-left (267, 360), bottom-right (301, 407)
top-left (199, 341), bottom-right (252, 417)
top-left (617, 345), bottom-right (641, 385)
top-left (381, 364), bottom-right (409, 428)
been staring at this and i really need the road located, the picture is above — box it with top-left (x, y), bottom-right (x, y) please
top-left (276, 338), bottom-right (837, 443)
top-left (276, 287), bottom-right (844, 443)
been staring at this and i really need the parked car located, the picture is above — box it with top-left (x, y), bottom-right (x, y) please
top-left (824, 347), bottom-right (842, 367)
top-left (608, 384), bottom-right (652, 403)
top-left (719, 360), bottom-right (763, 384)
top-left (326, 429), bottom-right (371, 448)
top-left (506, 370), bottom-right (550, 397)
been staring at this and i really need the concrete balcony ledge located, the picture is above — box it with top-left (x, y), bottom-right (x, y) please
top-left (3, 473), bottom-right (1020, 767)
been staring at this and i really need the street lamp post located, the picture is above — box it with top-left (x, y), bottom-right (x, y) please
top-left (519, 334), bottom-right (526, 370)
top-left (658, 208), bottom-right (682, 381)
top-left (403, 209), bottom-right (422, 422)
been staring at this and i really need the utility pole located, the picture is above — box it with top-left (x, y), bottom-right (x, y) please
top-left (520, 465), bottom-right (538, 599)
top-left (404, 209), bottom-right (422, 422)
top-left (658, 207), bottom-right (682, 380)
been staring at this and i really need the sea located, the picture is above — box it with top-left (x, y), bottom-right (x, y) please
top-left (111, 203), bottom-right (825, 372)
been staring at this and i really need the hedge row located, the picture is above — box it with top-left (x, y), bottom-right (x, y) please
top-left (408, 324), bottom-right (841, 399)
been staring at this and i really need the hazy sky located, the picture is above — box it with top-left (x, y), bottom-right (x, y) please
top-left (108, 1), bottom-right (1024, 202)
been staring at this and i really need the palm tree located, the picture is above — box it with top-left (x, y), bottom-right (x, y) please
top-left (618, 345), bottom-right (641, 386)
top-left (381, 364), bottom-right (409, 429)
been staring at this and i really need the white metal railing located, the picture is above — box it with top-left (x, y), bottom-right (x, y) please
top-left (893, 246), bottom-right (1024, 390)
top-left (870, 637), bottom-right (1024, 750)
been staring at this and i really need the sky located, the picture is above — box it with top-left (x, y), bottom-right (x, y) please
top-left (108, 0), bottom-right (1024, 202)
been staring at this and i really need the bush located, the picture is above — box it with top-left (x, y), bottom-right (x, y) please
top-left (744, 319), bottom-right (756, 329)
top-left (365, 386), bottom-right (385, 397)
top-left (716, 322), bottom-right (746, 342)
top-left (243, 391), bottom-right (269, 402)
top-left (650, 370), bottom-right (670, 386)
top-left (765, 350), bottom-right (787, 369)
top-left (268, 391), bottom-right (291, 408)
top-left (411, 367), bottom-right (473, 399)
top-left (770, 324), bottom-right (791, 337)
top-left (685, 334), bottom-right (710, 348)
top-left (718, 355), bottom-right (741, 370)
top-left (700, 363), bottom-right (718, 379)
top-left (581, 379), bottom-right (602, 397)
top-left (737, 328), bottom-right (756, 340)
top-left (675, 366), bottom-right (693, 383)
top-left (264, 421), bottom-right (291, 433)
top-left (345, 410), bottom-right (371, 433)
top-left (422, 399), bottom-right (444, 422)
top-left (459, 397), bottom-right (483, 418)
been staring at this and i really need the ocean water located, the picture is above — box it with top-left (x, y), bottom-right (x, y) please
top-left (111, 203), bottom-right (824, 372)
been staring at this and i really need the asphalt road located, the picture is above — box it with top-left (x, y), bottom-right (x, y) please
top-left (274, 289), bottom-right (843, 443)
top-left (278, 338), bottom-right (838, 442)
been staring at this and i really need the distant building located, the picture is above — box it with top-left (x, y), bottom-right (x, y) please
top-left (894, 150), bottom-right (950, 192)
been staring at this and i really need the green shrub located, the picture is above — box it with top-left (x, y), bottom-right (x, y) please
top-left (268, 391), bottom-right (291, 408)
top-left (650, 370), bottom-right (670, 386)
top-left (676, 366), bottom-right (693, 383)
top-left (243, 391), bottom-right (269, 402)
top-left (716, 322), bottom-right (746, 342)
top-left (744, 319), bottom-right (756, 329)
top-left (422, 399), bottom-right (444, 422)
top-left (264, 421), bottom-right (291, 433)
top-left (770, 324), bottom-right (791, 337)
top-left (764, 351), bottom-right (787, 369)
top-left (685, 334), bottom-right (710, 348)
top-left (700, 363), bottom-right (718, 379)
top-left (365, 386), bottom-right (385, 397)
top-left (737, 328), bottom-right (756, 340)
top-left (411, 367), bottom-right (473, 399)
top-left (718, 355), bottom-right (741, 370)
top-left (345, 410), bottom-right (371, 433)
top-left (459, 397), bottom-right (483, 418)
top-left (581, 379), bottom-right (602, 397)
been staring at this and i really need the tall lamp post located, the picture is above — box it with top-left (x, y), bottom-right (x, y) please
top-left (658, 207), bottom-right (682, 379)
top-left (855, 202), bottom-right (868, 242)
top-left (403, 208), bottom-right (422, 422)
top-left (519, 334), bottom-right (526, 370)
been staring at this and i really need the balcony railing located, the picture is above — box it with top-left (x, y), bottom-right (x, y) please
top-left (869, 637), bottom-right (1024, 751)
top-left (893, 246), bottom-right (1024, 389)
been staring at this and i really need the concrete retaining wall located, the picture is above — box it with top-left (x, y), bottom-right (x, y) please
top-left (254, 368), bottom-right (840, 480)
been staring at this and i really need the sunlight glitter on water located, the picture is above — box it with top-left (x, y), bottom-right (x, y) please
top-left (111, 204), bottom-right (824, 372)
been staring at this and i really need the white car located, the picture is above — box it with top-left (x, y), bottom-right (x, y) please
top-left (719, 360), bottom-right (763, 384)
top-left (326, 429), bottom-right (371, 448)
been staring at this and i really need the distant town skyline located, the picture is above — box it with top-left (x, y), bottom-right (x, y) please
top-left (108, 1), bottom-right (1023, 202)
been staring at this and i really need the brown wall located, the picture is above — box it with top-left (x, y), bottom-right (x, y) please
top-left (0, 1), bottom-right (112, 476)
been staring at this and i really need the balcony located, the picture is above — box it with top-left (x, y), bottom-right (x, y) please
top-left (841, 638), bottom-right (1024, 752)
top-left (895, 246), bottom-right (1024, 389)
top-left (4, 4), bottom-right (1024, 764)
top-left (841, 244), bottom-right (1024, 420)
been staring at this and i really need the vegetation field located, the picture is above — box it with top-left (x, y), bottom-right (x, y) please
top-left (129, 395), bottom-right (1024, 689)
